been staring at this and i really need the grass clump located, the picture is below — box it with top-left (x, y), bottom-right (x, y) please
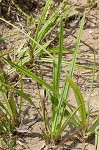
top-left (0, 0), bottom-right (99, 149)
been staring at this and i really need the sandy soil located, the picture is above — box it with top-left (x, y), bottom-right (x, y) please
top-left (0, 0), bottom-right (99, 149)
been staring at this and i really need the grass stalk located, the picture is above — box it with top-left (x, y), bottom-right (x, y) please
top-left (87, 48), bottom-right (96, 123)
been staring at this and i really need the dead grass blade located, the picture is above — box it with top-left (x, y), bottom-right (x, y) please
top-left (55, 114), bottom-right (99, 150)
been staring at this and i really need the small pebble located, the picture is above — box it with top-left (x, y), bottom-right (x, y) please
top-left (89, 30), bottom-right (93, 34)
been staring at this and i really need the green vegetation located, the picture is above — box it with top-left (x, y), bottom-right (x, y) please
top-left (0, 0), bottom-right (99, 149)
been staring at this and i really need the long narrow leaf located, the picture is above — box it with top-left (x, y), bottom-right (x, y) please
top-left (66, 76), bottom-right (86, 126)
top-left (51, 17), bottom-right (64, 133)
top-left (0, 17), bottom-right (55, 61)
top-left (32, 0), bottom-right (52, 49)
top-left (52, 11), bottom-right (86, 135)
top-left (52, 105), bottom-right (80, 140)
top-left (2, 57), bottom-right (58, 95)
top-left (4, 84), bottom-right (42, 118)
top-left (87, 48), bottom-right (96, 122)
top-left (56, 17), bottom-right (63, 92)
top-left (0, 100), bottom-right (11, 117)
top-left (61, 11), bottom-right (86, 101)
top-left (0, 76), bottom-right (12, 115)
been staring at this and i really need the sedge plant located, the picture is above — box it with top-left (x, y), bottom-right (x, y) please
top-left (0, 0), bottom-right (99, 148)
